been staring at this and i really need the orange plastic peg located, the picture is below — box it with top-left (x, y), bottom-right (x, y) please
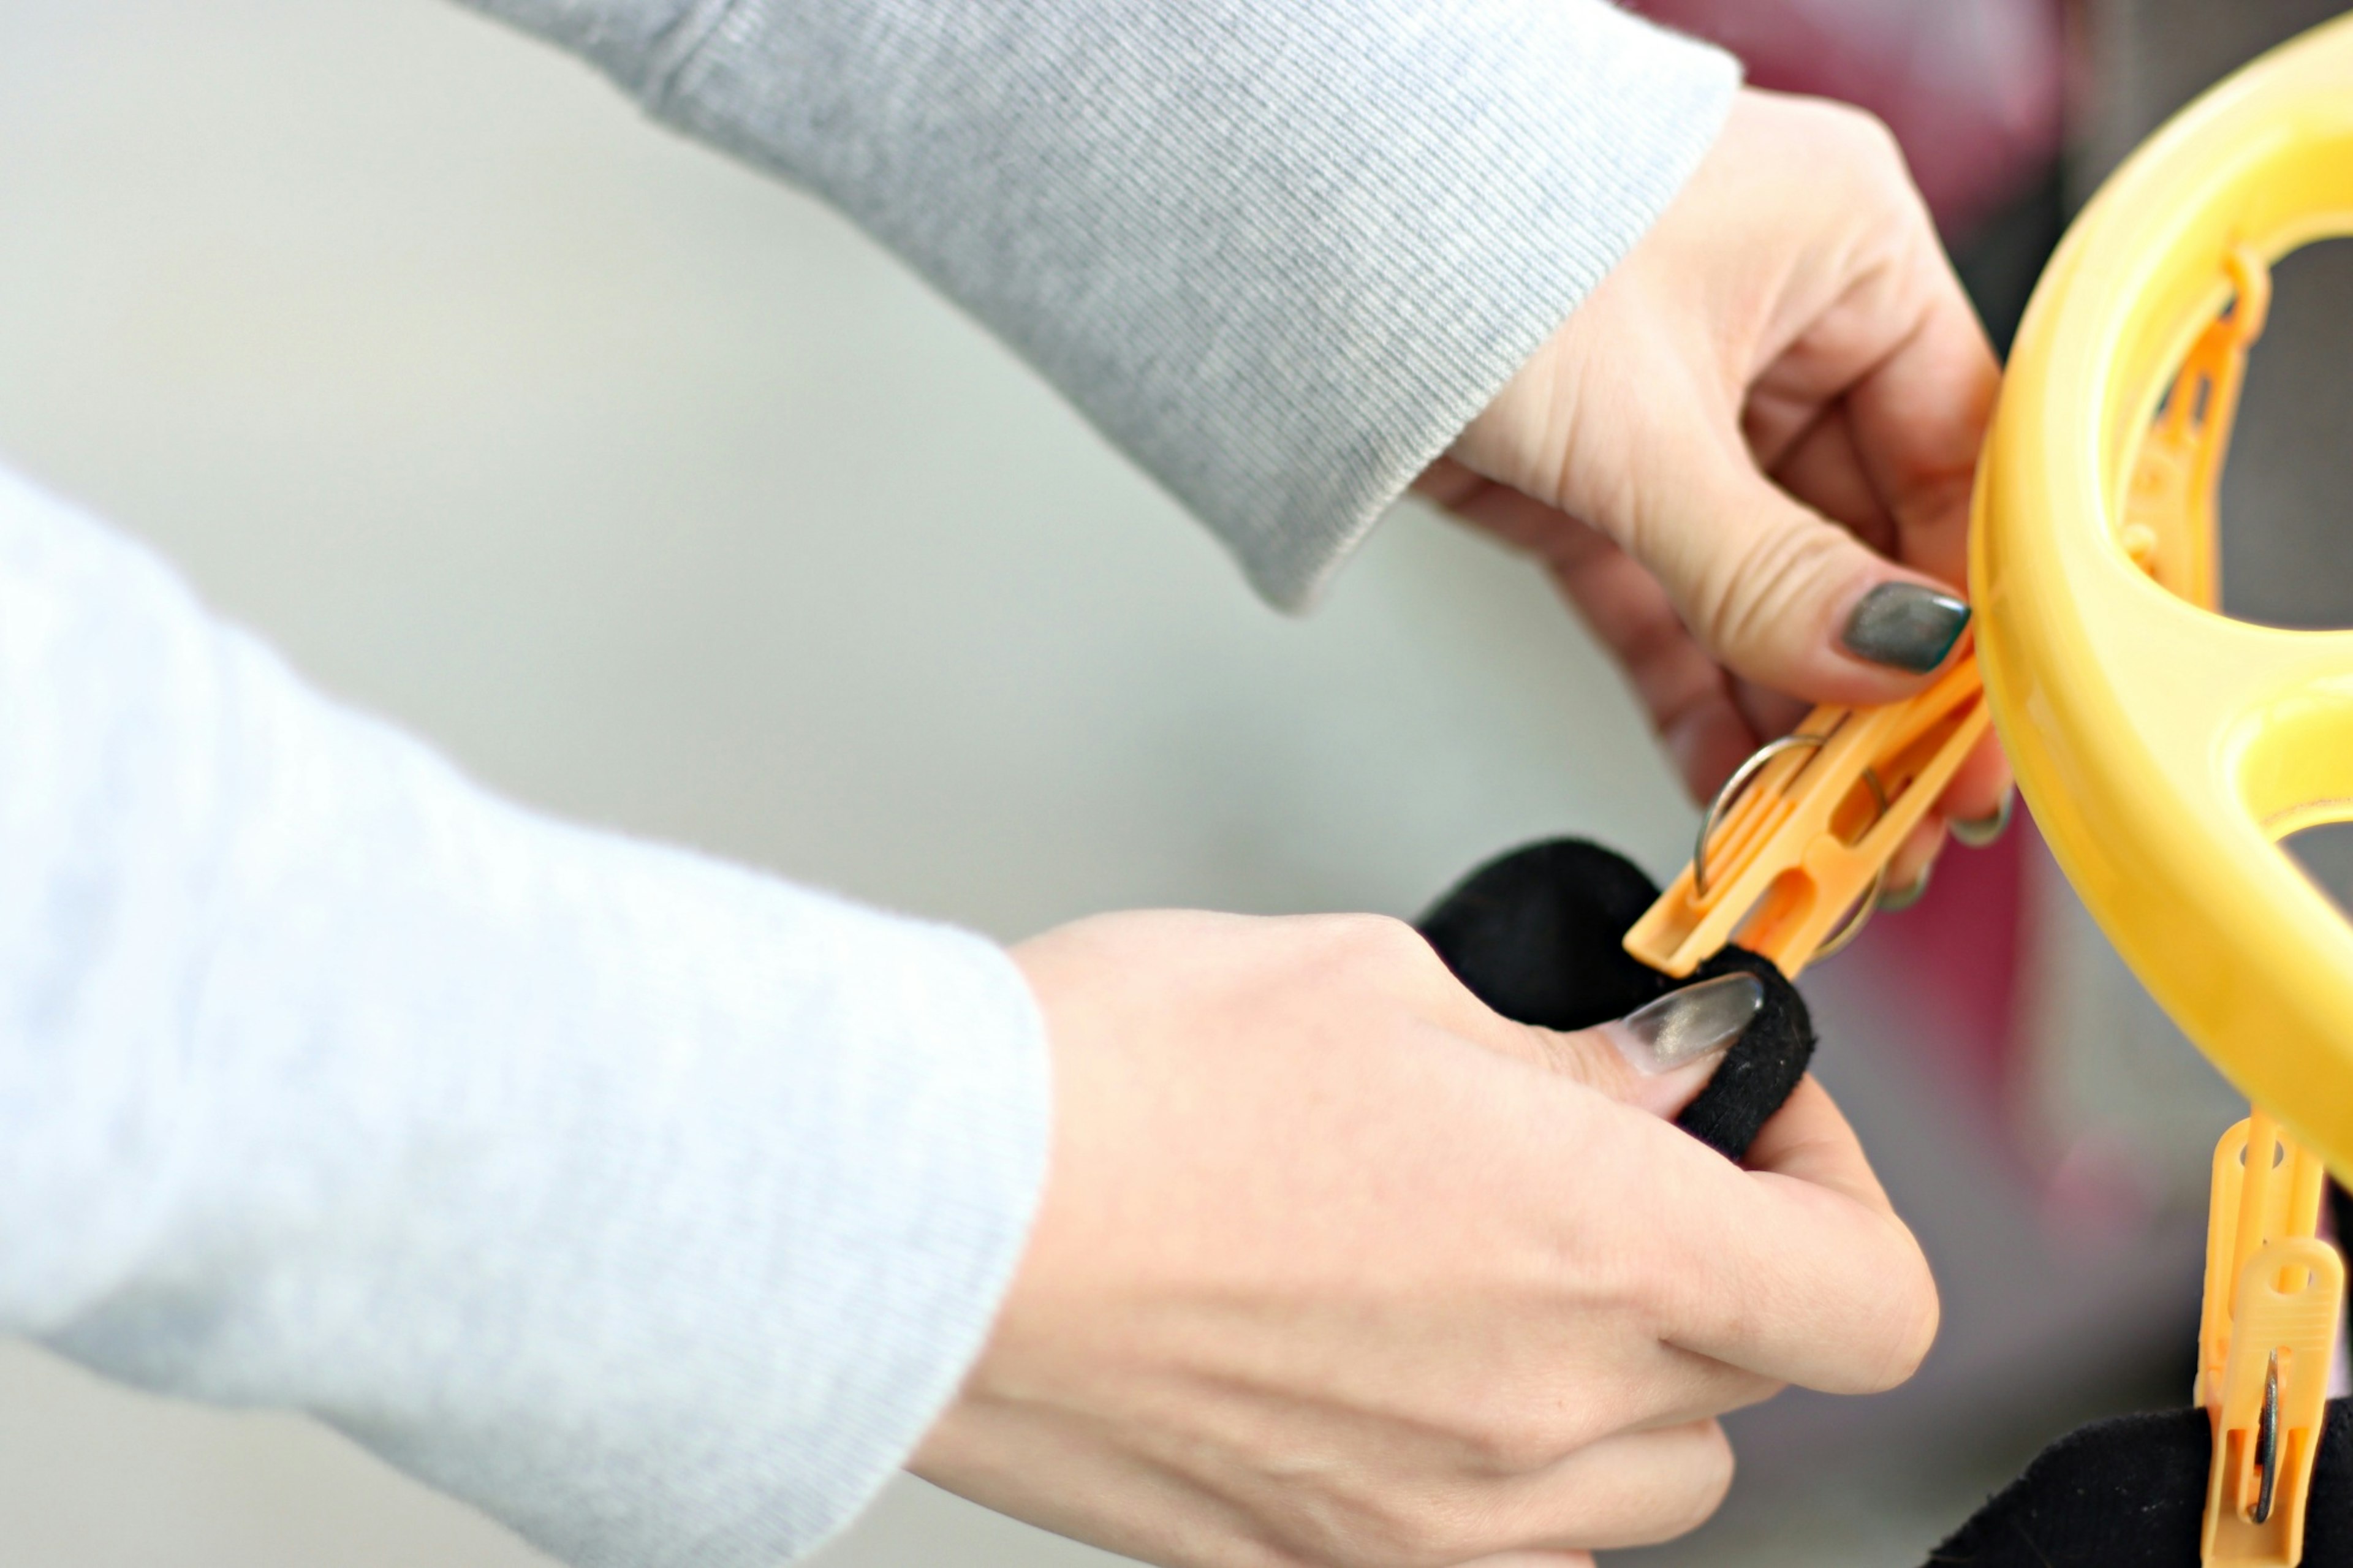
top-left (1623, 654), bottom-right (1990, 980)
top-left (2117, 244), bottom-right (2269, 608)
top-left (2196, 1112), bottom-right (2344, 1566)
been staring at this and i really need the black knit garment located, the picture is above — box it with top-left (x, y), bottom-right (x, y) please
top-left (1924, 1401), bottom-right (2353, 1566)
top-left (1415, 838), bottom-right (1814, 1162)
top-left (1415, 840), bottom-right (2352, 1564)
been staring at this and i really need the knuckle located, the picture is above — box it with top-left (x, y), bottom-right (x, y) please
top-left (1316, 912), bottom-right (1446, 986)
top-left (1467, 1403), bottom-right (1585, 1475)
top-left (1694, 511), bottom-right (1857, 664)
top-left (1811, 99), bottom-right (1906, 178)
top-left (1606, 1423), bottom-right (1737, 1549)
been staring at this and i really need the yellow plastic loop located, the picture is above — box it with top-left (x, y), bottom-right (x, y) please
top-left (1974, 13), bottom-right (2353, 1176)
top-left (1969, 20), bottom-right (2353, 1565)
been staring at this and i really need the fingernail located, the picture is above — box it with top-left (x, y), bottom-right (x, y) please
top-left (1950, 789), bottom-right (2015, 849)
top-left (1841, 583), bottom-right (1971, 674)
top-left (1604, 972), bottom-right (1764, 1076)
top-left (1877, 865), bottom-right (1933, 912)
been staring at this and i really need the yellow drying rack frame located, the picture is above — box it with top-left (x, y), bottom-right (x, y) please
top-left (1629, 15), bottom-right (2353, 1564)
top-left (1976, 16), bottom-right (2353, 1177)
top-left (1980, 26), bottom-right (2353, 1562)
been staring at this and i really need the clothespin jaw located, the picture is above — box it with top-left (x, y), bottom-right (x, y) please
top-left (2199, 1112), bottom-right (2344, 1566)
top-left (1623, 656), bottom-right (1991, 980)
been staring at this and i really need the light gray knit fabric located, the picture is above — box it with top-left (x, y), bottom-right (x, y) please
top-left (461, 0), bottom-right (1739, 607)
top-left (2, 6), bottom-right (1744, 1565)
top-left (0, 464), bottom-right (1048, 1566)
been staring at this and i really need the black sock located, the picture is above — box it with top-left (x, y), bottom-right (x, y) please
top-left (1925, 1401), bottom-right (2353, 1566)
top-left (1415, 838), bottom-right (1814, 1162)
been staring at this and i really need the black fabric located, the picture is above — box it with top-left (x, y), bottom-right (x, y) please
top-left (1417, 842), bottom-right (2353, 1558)
top-left (1415, 838), bottom-right (1816, 1162)
top-left (1925, 1401), bottom-right (2353, 1566)
top-left (1673, 944), bottom-right (1815, 1161)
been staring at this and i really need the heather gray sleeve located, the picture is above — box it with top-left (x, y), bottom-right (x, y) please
top-left (460, 0), bottom-right (1738, 606)
top-left (0, 463), bottom-right (1049, 1567)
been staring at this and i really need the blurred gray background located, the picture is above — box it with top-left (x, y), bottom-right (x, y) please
top-left (1, 3), bottom-right (2346, 1567)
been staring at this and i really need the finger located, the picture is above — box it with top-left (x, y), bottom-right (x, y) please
top-left (1435, 972), bottom-right (1767, 1121)
top-left (1727, 676), bottom-right (1810, 750)
top-left (1744, 1075), bottom-right (1896, 1218)
top-left (1471, 1420), bottom-right (1736, 1553)
top-left (1450, 1338), bottom-right (1779, 1467)
top-left (1937, 727), bottom-right (2015, 839)
top-left (1880, 723), bottom-right (2018, 904)
top-left (1841, 249), bottom-right (2001, 591)
top-left (1620, 408), bottom-right (1972, 708)
top-left (1432, 983), bottom-right (1934, 1398)
top-left (1619, 1081), bottom-right (1939, 1393)
top-left (1733, 167), bottom-right (1993, 595)
top-left (1765, 406), bottom-right (1898, 557)
top-left (1879, 819), bottom-right (1945, 911)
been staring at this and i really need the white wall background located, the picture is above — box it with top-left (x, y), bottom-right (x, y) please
top-left (0, 4), bottom-right (1697, 1564)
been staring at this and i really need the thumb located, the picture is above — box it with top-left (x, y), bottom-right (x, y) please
top-left (1642, 444), bottom-right (1971, 707)
top-left (1501, 972), bottom-right (1765, 1119)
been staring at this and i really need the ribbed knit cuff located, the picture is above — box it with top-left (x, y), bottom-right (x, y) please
top-left (460, 0), bottom-right (1736, 608)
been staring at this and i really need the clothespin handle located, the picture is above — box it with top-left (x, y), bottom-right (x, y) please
top-left (1623, 654), bottom-right (1990, 980)
top-left (2120, 245), bottom-right (2270, 607)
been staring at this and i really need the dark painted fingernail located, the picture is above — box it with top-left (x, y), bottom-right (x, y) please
top-left (1950, 789), bottom-right (2015, 849)
top-left (1877, 865), bottom-right (1933, 912)
top-left (1604, 972), bottom-right (1765, 1075)
top-left (1841, 583), bottom-right (1971, 673)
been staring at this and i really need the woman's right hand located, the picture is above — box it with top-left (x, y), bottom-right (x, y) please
top-left (915, 909), bottom-right (1936, 1567)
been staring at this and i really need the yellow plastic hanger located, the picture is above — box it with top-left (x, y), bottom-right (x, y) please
top-left (1980, 23), bottom-right (2353, 1560)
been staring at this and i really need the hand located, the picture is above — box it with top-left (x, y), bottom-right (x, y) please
top-left (914, 911), bottom-right (1937, 1568)
top-left (1420, 89), bottom-right (2013, 894)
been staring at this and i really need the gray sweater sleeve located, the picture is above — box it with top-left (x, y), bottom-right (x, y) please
top-left (460, 0), bottom-right (1738, 606)
top-left (0, 463), bottom-right (1048, 1567)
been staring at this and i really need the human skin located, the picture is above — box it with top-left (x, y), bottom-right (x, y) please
top-left (914, 89), bottom-right (1979, 1568)
top-left (1424, 88), bottom-right (2015, 894)
top-left (915, 911), bottom-right (1935, 1567)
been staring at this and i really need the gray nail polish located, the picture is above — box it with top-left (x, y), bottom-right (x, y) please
top-left (1877, 865), bottom-right (1933, 912)
top-left (1608, 972), bottom-right (1764, 1075)
top-left (1842, 583), bottom-right (1971, 674)
top-left (1951, 789), bottom-right (2015, 849)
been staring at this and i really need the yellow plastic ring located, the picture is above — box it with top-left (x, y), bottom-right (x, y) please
top-left (1974, 13), bottom-right (2353, 1175)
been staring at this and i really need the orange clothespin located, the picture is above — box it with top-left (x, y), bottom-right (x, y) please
top-left (1622, 653), bottom-right (1991, 980)
top-left (1622, 249), bottom-right (2261, 987)
top-left (2196, 1110), bottom-right (2344, 1566)
top-left (2118, 244), bottom-right (2270, 607)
